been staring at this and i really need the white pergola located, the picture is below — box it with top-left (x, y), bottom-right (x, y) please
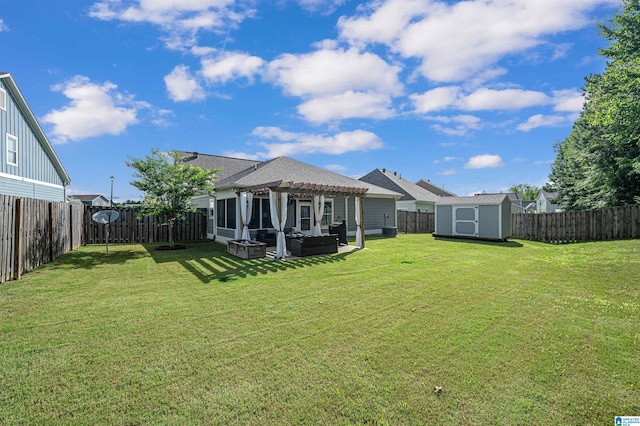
top-left (236, 180), bottom-right (368, 259)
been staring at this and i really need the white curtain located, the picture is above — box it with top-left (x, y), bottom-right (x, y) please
top-left (269, 189), bottom-right (288, 259)
top-left (355, 196), bottom-right (363, 248)
top-left (313, 194), bottom-right (325, 236)
top-left (240, 192), bottom-right (253, 241)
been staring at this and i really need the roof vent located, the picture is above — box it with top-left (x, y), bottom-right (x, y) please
top-left (393, 171), bottom-right (397, 176)
top-left (382, 168), bottom-right (386, 173)
top-left (192, 151), bottom-right (198, 157)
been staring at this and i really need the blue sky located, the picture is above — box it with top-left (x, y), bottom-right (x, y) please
top-left (1, 0), bottom-right (619, 201)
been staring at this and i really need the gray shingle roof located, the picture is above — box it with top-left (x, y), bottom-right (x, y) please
top-left (182, 153), bottom-right (401, 197)
top-left (540, 190), bottom-right (559, 200)
top-left (360, 169), bottom-right (440, 202)
top-left (415, 179), bottom-right (456, 197)
top-left (69, 194), bottom-right (105, 202)
top-left (177, 151), bottom-right (261, 182)
top-left (436, 194), bottom-right (509, 205)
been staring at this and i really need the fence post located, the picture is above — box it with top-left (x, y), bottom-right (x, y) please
top-left (13, 198), bottom-right (23, 280)
top-left (49, 203), bottom-right (55, 261)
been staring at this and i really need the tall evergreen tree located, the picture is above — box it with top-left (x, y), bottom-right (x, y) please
top-left (550, 0), bottom-right (640, 209)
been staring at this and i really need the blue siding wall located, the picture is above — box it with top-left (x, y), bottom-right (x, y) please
top-left (0, 80), bottom-right (65, 192)
top-left (0, 176), bottom-right (65, 201)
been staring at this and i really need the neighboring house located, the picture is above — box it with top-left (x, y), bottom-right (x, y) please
top-left (359, 168), bottom-right (440, 212)
top-left (0, 73), bottom-right (71, 202)
top-left (537, 190), bottom-right (562, 213)
top-left (68, 194), bottom-right (110, 207)
top-left (179, 152), bottom-right (401, 243)
top-left (483, 192), bottom-right (536, 214)
top-left (415, 179), bottom-right (456, 197)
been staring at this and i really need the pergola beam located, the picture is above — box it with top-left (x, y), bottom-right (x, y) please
top-left (236, 181), bottom-right (368, 197)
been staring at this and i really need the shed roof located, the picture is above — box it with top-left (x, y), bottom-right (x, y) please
top-left (436, 194), bottom-right (509, 206)
top-left (359, 169), bottom-right (440, 202)
top-left (0, 73), bottom-right (71, 185)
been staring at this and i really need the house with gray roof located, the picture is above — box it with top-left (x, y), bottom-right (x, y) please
top-left (0, 73), bottom-right (71, 201)
top-left (359, 168), bottom-right (440, 212)
top-left (179, 152), bottom-right (401, 245)
top-left (68, 194), bottom-right (110, 207)
top-left (415, 179), bottom-right (456, 197)
top-left (537, 190), bottom-right (562, 213)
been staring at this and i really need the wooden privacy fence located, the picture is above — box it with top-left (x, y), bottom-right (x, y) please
top-left (84, 207), bottom-right (208, 245)
top-left (512, 204), bottom-right (640, 243)
top-left (397, 211), bottom-right (435, 234)
top-left (0, 195), bottom-right (84, 284)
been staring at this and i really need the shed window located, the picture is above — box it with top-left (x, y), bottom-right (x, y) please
top-left (0, 87), bottom-right (6, 111)
top-left (6, 134), bottom-right (17, 166)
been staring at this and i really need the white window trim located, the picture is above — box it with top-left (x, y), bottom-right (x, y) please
top-left (321, 198), bottom-right (334, 227)
top-left (6, 133), bottom-right (18, 166)
top-left (0, 87), bottom-right (6, 111)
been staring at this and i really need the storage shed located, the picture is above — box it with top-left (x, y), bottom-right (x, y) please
top-left (434, 194), bottom-right (512, 241)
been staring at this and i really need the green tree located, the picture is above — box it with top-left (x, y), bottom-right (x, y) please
top-left (508, 184), bottom-right (540, 201)
top-left (550, 0), bottom-right (640, 209)
top-left (127, 149), bottom-right (219, 248)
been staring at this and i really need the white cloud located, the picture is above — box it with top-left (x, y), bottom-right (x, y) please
top-left (338, 0), bottom-right (430, 47)
top-left (296, 0), bottom-right (346, 13)
top-left (410, 86), bottom-right (462, 114)
top-left (0, 18), bottom-right (9, 32)
top-left (88, 0), bottom-right (253, 51)
top-left (438, 169), bottom-right (456, 176)
top-left (465, 154), bottom-right (504, 169)
top-left (517, 114), bottom-right (570, 132)
top-left (42, 76), bottom-right (143, 143)
top-left (200, 51), bottom-right (264, 84)
top-left (267, 48), bottom-right (403, 98)
top-left (164, 64), bottom-right (205, 102)
top-left (457, 88), bottom-right (550, 111)
top-left (244, 126), bottom-right (384, 159)
top-left (425, 114), bottom-right (482, 136)
top-left (412, 87), bottom-right (551, 113)
top-left (297, 91), bottom-right (394, 123)
top-left (325, 164), bottom-right (347, 172)
top-left (552, 89), bottom-right (584, 112)
top-left (339, 0), bottom-right (615, 82)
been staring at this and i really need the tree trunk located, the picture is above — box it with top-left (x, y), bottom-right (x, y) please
top-left (168, 220), bottom-right (175, 248)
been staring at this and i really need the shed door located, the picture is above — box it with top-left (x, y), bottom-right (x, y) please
top-left (453, 206), bottom-right (478, 237)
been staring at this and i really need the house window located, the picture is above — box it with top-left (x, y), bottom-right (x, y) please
top-left (216, 198), bottom-right (237, 229)
top-left (249, 201), bottom-right (260, 228)
top-left (261, 198), bottom-right (272, 228)
top-left (226, 198), bottom-right (236, 229)
top-left (216, 199), bottom-right (225, 228)
top-left (0, 87), bottom-right (6, 111)
top-left (6, 134), bottom-right (17, 166)
top-left (321, 199), bottom-right (334, 226)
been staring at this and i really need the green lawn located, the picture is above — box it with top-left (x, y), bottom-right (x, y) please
top-left (1, 235), bottom-right (638, 424)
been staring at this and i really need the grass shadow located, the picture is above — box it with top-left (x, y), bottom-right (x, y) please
top-left (47, 248), bottom-right (148, 270)
top-left (144, 241), bottom-right (353, 284)
top-left (432, 236), bottom-right (524, 248)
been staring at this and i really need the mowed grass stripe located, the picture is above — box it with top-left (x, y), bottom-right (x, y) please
top-left (1, 236), bottom-right (638, 424)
